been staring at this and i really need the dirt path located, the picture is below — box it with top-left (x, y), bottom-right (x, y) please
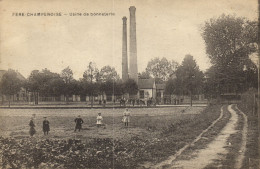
top-left (152, 105), bottom-right (242, 169)
top-left (149, 105), bottom-right (225, 169)
top-left (170, 105), bottom-right (238, 169)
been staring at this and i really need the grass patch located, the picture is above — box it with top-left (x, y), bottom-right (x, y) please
top-left (0, 106), bottom-right (224, 168)
top-left (237, 103), bottom-right (259, 169)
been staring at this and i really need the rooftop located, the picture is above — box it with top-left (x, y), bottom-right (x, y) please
top-left (0, 70), bottom-right (26, 81)
top-left (138, 78), bottom-right (155, 89)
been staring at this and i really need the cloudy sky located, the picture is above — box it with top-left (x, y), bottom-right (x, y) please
top-left (0, 0), bottom-right (258, 79)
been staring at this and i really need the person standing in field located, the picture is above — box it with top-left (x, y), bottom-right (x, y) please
top-left (43, 117), bottom-right (50, 135)
top-left (74, 115), bottom-right (84, 132)
top-left (96, 113), bottom-right (103, 127)
top-left (123, 108), bottom-right (130, 127)
top-left (29, 117), bottom-right (36, 136)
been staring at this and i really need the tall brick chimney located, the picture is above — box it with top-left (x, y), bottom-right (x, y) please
top-left (122, 16), bottom-right (128, 82)
top-left (129, 6), bottom-right (138, 83)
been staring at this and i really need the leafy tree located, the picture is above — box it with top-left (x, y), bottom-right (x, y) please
top-left (0, 69), bottom-right (22, 107)
top-left (165, 78), bottom-right (175, 95)
top-left (94, 65), bottom-right (120, 100)
top-left (80, 80), bottom-right (100, 96)
top-left (61, 67), bottom-right (74, 101)
top-left (175, 55), bottom-right (204, 105)
top-left (165, 78), bottom-right (182, 95)
top-left (114, 80), bottom-right (124, 96)
top-left (27, 69), bottom-right (65, 103)
top-left (82, 62), bottom-right (102, 106)
top-left (100, 81), bottom-right (114, 96)
top-left (61, 67), bottom-right (74, 84)
top-left (204, 66), bottom-right (221, 98)
top-left (83, 62), bottom-right (100, 83)
top-left (123, 79), bottom-right (138, 95)
top-left (67, 80), bottom-right (80, 96)
top-left (138, 71), bottom-right (151, 79)
top-left (28, 70), bottom-right (41, 92)
top-left (202, 14), bottom-right (258, 95)
top-left (48, 77), bottom-right (65, 97)
top-left (145, 57), bottom-right (178, 82)
top-left (27, 70), bottom-right (41, 104)
top-left (99, 65), bottom-right (120, 83)
top-left (38, 69), bottom-right (63, 97)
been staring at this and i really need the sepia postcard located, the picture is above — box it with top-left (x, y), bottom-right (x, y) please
top-left (0, 0), bottom-right (259, 168)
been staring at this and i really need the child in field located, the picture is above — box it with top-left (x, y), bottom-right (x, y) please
top-left (96, 113), bottom-right (103, 127)
top-left (122, 108), bottom-right (130, 127)
top-left (29, 117), bottom-right (36, 136)
top-left (43, 117), bottom-right (50, 135)
top-left (74, 115), bottom-right (84, 132)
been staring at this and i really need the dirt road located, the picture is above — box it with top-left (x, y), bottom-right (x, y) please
top-left (152, 104), bottom-right (247, 169)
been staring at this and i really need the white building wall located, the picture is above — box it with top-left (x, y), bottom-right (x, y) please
top-left (141, 89), bottom-right (153, 99)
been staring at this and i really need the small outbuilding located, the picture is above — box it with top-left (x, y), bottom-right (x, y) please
top-left (138, 78), bottom-right (156, 100)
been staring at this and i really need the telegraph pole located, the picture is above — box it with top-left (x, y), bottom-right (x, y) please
top-left (90, 62), bottom-right (93, 108)
top-left (257, 0), bottom-right (260, 160)
top-left (190, 75), bottom-right (195, 106)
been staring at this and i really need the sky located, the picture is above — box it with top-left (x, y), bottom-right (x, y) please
top-left (0, 0), bottom-right (258, 79)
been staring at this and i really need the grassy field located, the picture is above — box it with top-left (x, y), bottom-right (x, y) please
top-left (0, 106), bottom-right (222, 169)
top-left (0, 107), bottom-right (202, 140)
top-left (237, 102), bottom-right (259, 169)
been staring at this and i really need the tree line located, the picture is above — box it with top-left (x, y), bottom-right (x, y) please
top-left (0, 55), bottom-right (200, 104)
top-left (0, 14), bottom-right (258, 106)
top-left (0, 64), bottom-right (140, 105)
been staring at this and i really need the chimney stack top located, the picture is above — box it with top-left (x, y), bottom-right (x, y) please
top-left (129, 6), bottom-right (136, 11)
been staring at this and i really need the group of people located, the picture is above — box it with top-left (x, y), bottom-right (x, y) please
top-left (28, 108), bottom-right (131, 136)
top-left (29, 117), bottom-right (50, 136)
top-left (120, 98), bottom-right (156, 107)
top-left (73, 112), bottom-right (104, 132)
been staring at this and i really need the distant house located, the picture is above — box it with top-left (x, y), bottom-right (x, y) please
top-left (0, 70), bottom-right (26, 82)
top-left (0, 70), bottom-right (27, 103)
top-left (138, 78), bottom-right (156, 100)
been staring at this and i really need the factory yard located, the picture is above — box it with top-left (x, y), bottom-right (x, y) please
top-left (0, 105), bottom-right (250, 168)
